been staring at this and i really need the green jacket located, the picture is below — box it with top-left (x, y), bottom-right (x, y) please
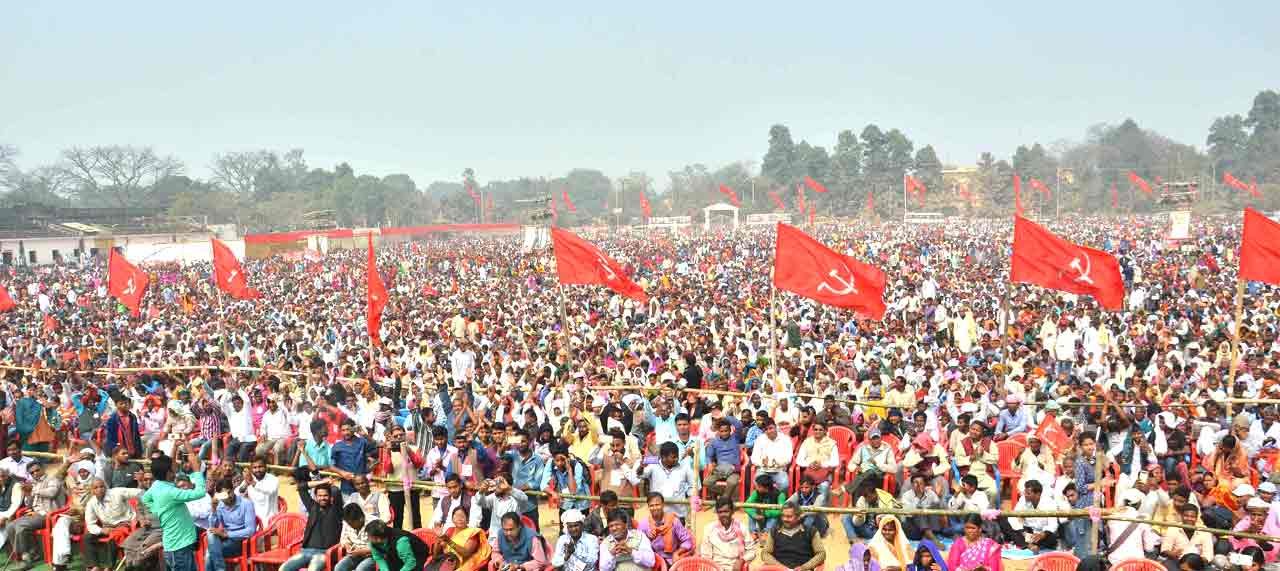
top-left (744, 490), bottom-right (786, 520)
top-left (141, 472), bottom-right (207, 552)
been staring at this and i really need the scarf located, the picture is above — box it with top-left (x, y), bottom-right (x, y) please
top-left (954, 536), bottom-right (999, 571)
top-left (115, 412), bottom-right (138, 457)
top-left (840, 544), bottom-right (880, 571)
top-left (649, 511), bottom-right (678, 554)
top-left (498, 525), bottom-right (533, 564)
top-left (909, 540), bottom-right (948, 571)
top-left (710, 519), bottom-right (745, 547)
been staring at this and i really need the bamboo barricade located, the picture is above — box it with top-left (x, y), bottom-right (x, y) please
top-left (25, 451), bottom-right (1280, 545)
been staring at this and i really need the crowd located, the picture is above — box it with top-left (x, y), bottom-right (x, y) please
top-left (0, 212), bottom-right (1277, 571)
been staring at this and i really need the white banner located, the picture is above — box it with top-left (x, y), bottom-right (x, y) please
top-left (745, 213), bottom-right (792, 225)
top-left (648, 216), bottom-right (692, 226)
top-left (1168, 210), bottom-right (1191, 240)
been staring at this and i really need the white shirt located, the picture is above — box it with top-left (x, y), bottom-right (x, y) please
top-left (750, 433), bottom-right (794, 474)
top-left (1010, 494), bottom-right (1059, 534)
top-left (225, 404), bottom-right (255, 443)
top-left (261, 409), bottom-right (291, 440)
top-left (239, 473), bottom-right (280, 522)
top-left (0, 457), bottom-right (34, 481)
top-left (1106, 509), bottom-right (1160, 565)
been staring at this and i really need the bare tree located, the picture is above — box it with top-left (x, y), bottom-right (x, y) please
top-left (210, 150), bottom-right (272, 198)
top-left (58, 145), bottom-right (184, 207)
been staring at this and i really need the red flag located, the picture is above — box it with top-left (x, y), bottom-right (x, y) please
top-left (638, 193), bottom-right (652, 218)
top-left (107, 250), bottom-right (149, 316)
top-left (795, 184), bottom-right (806, 213)
top-left (1011, 215), bottom-right (1125, 310)
top-left (767, 190), bottom-right (785, 210)
top-left (211, 238), bottom-right (261, 300)
top-left (773, 223), bottom-right (887, 319)
top-left (551, 228), bottom-right (648, 302)
top-left (366, 235), bottom-right (388, 346)
top-left (808, 205), bottom-right (816, 225)
top-left (1029, 178), bottom-right (1052, 199)
top-left (1111, 182), bottom-right (1119, 209)
top-left (43, 314), bottom-right (57, 333)
top-left (486, 194), bottom-right (496, 215)
top-left (959, 183), bottom-right (976, 208)
top-left (0, 286), bottom-right (14, 312)
top-left (802, 176), bottom-right (828, 194)
top-left (718, 185), bottom-right (741, 207)
top-left (1013, 174), bottom-right (1024, 216)
top-left (549, 194), bottom-right (559, 222)
top-left (866, 191), bottom-right (875, 212)
top-left (1128, 171), bottom-right (1153, 195)
top-left (1035, 414), bottom-right (1073, 454)
top-left (905, 175), bottom-right (927, 206)
top-left (562, 190), bottom-right (577, 213)
top-left (1241, 208), bottom-right (1280, 285)
top-left (465, 183), bottom-right (480, 204)
top-left (1225, 172), bottom-right (1262, 198)
top-left (422, 283), bottom-right (440, 297)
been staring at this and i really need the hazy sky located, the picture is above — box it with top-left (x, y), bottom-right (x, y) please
top-left (2, 1), bottom-right (1276, 188)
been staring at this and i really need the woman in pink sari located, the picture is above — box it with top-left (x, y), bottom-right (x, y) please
top-left (946, 515), bottom-right (1002, 571)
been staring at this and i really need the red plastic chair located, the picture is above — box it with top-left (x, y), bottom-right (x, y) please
top-left (670, 555), bottom-right (720, 571)
top-left (323, 544), bottom-right (348, 571)
top-left (247, 512), bottom-right (308, 569)
top-left (37, 505), bottom-right (72, 567)
top-left (1008, 433), bottom-right (1028, 447)
top-left (996, 440), bottom-right (1023, 503)
top-left (197, 530), bottom-right (251, 571)
top-left (828, 426), bottom-right (857, 464)
top-left (520, 515), bottom-right (538, 530)
top-left (880, 432), bottom-right (901, 455)
top-left (1110, 559), bottom-right (1164, 571)
top-left (1028, 551), bottom-right (1081, 571)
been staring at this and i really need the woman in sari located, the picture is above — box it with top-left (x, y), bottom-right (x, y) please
top-left (837, 544), bottom-right (879, 571)
top-left (867, 515), bottom-right (913, 571)
top-left (427, 506), bottom-right (491, 571)
top-left (946, 515), bottom-right (1002, 571)
top-left (907, 541), bottom-right (948, 571)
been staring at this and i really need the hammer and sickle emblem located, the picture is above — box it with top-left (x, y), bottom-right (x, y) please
top-left (816, 266), bottom-right (857, 295)
top-left (597, 255), bottom-right (618, 281)
top-left (122, 277), bottom-right (137, 296)
top-left (1068, 251), bottom-right (1094, 285)
top-left (226, 269), bottom-right (238, 284)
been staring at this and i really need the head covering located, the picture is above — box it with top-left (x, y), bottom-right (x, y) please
top-left (841, 544), bottom-right (880, 571)
top-left (1234, 484), bottom-right (1257, 497)
top-left (1119, 488), bottom-right (1145, 507)
top-left (913, 540), bottom-right (949, 571)
top-left (1248, 498), bottom-right (1271, 510)
top-left (1259, 482), bottom-right (1277, 494)
top-left (561, 509), bottom-right (585, 524)
top-left (866, 515), bottom-right (912, 569)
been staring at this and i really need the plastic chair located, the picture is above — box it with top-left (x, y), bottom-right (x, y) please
top-left (323, 544), bottom-right (348, 571)
top-left (247, 512), bottom-right (308, 569)
top-left (827, 426), bottom-right (857, 465)
top-left (1008, 432), bottom-right (1028, 447)
top-left (520, 515), bottom-right (538, 530)
top-left (996, 440), bottom-right (1023, 504)
top-left (1110, 559), bottom-right (1164, 571)
top-left (1027, 551), bottom-right (1081, 571)
top-left (196, 529), bottom-right (250, 571)
top-left (670, 555), bottom-right (720, 571)
top-left (37, 505), bottom-right (71, 567)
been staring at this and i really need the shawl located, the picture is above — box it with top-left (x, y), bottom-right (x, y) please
top-left (866, 515), bottom-right (913, 570)
top-left (908, 540), bottom-right (949, 571)
top-left (839, 544), bottom-right (880, 571)
top-left (946, 536), bottom-right (1001, 571)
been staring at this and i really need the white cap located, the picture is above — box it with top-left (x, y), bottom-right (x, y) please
top-left (1259, 482), bottom-right (1278, 494)
top-left (1233, 484), bottom-right (1256, 497)
top-left (561, 509), bottom-right (585, 524)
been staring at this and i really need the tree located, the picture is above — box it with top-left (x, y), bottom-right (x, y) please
top-left (761, 125), bottom-right (797, 184)
top-left (0, 145), bottom-right (16, 186)
top-left (1246, 90), bottom-right (1280, 134)
top-left (1207, 115), bottom-right (1249, 173)
top-left (832, 130), bottom-right (862, 208)
top-left (57, 146), bottom-right (184, 208)
top-left (913, 145), bottom-right (943, 208)
top-left (210, 151), bottom-right (272, 199)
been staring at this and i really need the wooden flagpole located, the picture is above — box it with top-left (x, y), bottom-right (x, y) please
top-left (1226, 278), bottom-right (1245, 417)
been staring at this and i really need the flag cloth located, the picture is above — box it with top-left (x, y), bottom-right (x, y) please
top-left (1111, 182), bottom-right (1119, 209)
top-left (808, 205), bottom-right (816, 225)
top-left (366, 235), bottom-right (388, 346)
top-left (0, 286), bottom-right (13, 312)
top-left (638, 193), bottom-right (652, 218)
top-left (1029, 178), bottom-right (1052, 199)
top-left (1035, 414), bottom-right (1073, 455)
top-left (773, 223), bottom-right (887, 320)
top-left (1013, 174), bottom-right (1024, 216)
top-left (1225, 172), bottom-right (1262, 198)
top-left (1241, 208), bottom-right (1280, 286)
top-left (718, 185), bottom-right (741, 207)
top-left (551, 228), bottom-right (648, 302)
top-left (211, 238), bottom-right (261, 300)
top-left (1128, 171), bottom-right (1153, 195)
top-left (107, 250), bottom-right (149, 315)
top-left (866, 191), bottom-right (875, 212)
top-left (803, 176), bottom-right (828, 194)
top-left (768, 190), bottom-right (785, 210)
top-left (562, 190), bottom-right (577, 213)
top-left (43, 314), bottom-right (57, 333)
top-left (1011, 215), bottom-right (1125, 310)
top-left (465, 184), bottom-right (480, 204)
top-left (905, 175), bottom-right (927, 206)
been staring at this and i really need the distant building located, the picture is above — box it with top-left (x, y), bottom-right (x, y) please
top-left (0, 203), bottom-right (220, 266)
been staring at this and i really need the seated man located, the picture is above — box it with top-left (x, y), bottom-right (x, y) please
top-left (367, 519), bottom-right (432, 571)
top-left (599, 509), bottom-right (656, 571)
top-left (551, 509), bottom-right (600, 571)
top-left (490, 512), bottom-right (551, 571)
top-left (1000, 479), bottom-right (1059, 552)
top-left (786, 476), bottom-right (830, 538)
top-left (898, 473), bottom-right (943, 541)
top-left (335, 504), bottom-right (375, 571)
top-left (635, 493), bottom-right (693, 565)
top-left (206, 479), bottom-right (258, 571)
top-left (761, 503), bottom-right (825, 571)
top-left (699, 499), bottom-right (757, 571)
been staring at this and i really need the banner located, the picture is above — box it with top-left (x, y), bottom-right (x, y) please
top-left (1168, 210), bottom-right (1191, 240)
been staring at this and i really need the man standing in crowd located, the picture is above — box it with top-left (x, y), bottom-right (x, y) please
top-left (140, 446), bottom-right (206, 571)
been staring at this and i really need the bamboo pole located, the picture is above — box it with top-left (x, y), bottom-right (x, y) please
top-left (1227, 278), bottom-right (1245, 418)
top-left (1090, 450), bottom-right (1103, 552)
top-left (26, 452), bottom-right (1280, 543)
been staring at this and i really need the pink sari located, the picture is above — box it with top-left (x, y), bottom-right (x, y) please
top-left (946, 536), bottom-right (1002, 571)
